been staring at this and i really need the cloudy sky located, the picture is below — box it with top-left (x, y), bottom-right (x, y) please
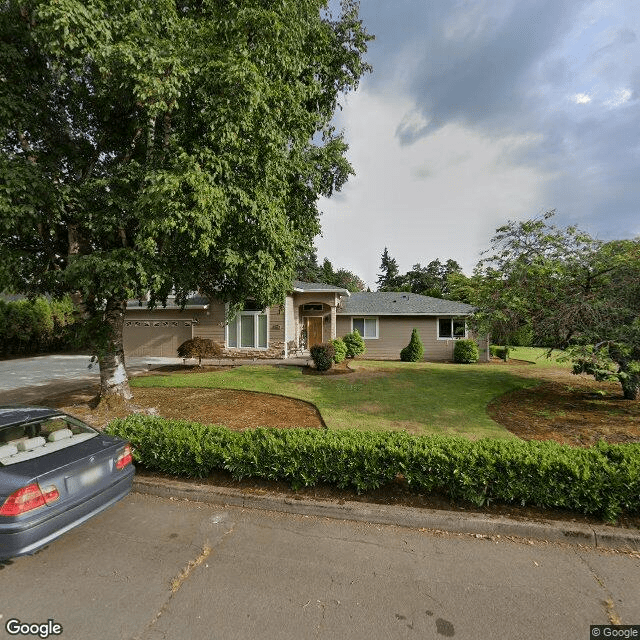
top-left (315, 0), bottom-right (640, 288)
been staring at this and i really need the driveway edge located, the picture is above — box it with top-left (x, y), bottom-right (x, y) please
top-left (132, 476), bottom-right (640, 552)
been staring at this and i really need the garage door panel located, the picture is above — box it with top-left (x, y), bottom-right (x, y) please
top-left (124, 319), bottom-right (193, 357)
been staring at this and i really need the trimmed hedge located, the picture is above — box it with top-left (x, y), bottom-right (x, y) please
top-left (332, 337), bottom-right (347, 364)
top-left (343, 329), bottom-right (365, 358)
top-left (106, 416), bottom-right (640, 521)
top-left (454, 339), bottom-right (479, 363)
top-left (490, 345), bottom-right (510, 361)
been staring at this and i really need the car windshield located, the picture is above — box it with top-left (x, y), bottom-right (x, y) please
top-left (0, 415), bottom-right (98, 466)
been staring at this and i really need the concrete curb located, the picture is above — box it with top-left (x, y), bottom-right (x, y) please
top-left (132, 476), bottom-right (640, 553)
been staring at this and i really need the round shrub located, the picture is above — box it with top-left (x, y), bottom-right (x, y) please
top-left (332, 337), bottom-right (347, 363)
top-left (343, 329), bottom-right (366, 358)
top-left (454, 339), bottom-right (479, 363)
top-left (310, 342), bottom-right (335, 371)
top-left (177, 337), bottom-right (223, 365)
top-left (400, 328), bottom-right (424, 362)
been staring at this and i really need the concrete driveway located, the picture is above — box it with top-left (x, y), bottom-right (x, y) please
top-left (0, 354), bottom-right (183, 392)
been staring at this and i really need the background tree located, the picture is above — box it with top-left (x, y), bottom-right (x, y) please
top-left (332, 268), bottom-right (366, 292)
top-left (376, 247), bottom-right (405, 291)
top-left (471, 212), bottom-right (640, 399)
top-left (406, 258), bottom-right (462, 298)
top-left (0, 0), bottom-right (372, 399)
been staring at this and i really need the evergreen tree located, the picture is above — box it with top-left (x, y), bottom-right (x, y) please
top-left (376, 247), bottom-right (403, 291)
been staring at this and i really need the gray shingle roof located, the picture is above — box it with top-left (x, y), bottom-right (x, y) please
top-left (292, 280), bottom-right (350, 294)
top-left (336, 292), bottom-right (474, 316)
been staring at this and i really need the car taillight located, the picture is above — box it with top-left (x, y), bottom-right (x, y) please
top-left (0, 484), bottom-right (46, 516)
top-left (115, 444), bottom-right (132, 470)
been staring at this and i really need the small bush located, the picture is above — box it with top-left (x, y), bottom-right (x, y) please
top-left (332, 337), bottom-right (347, 363)
top-left (343, 329), bottom-right (366, 358)
top-left (310, 342), bottom-right (335, 371)
top-left (490, 345), bottom-right (510, 361)
top-left (400, 328), bottom-right (424, 362)
top-left (177, 337), bottom-right (223, 365)
top-left (454, 339), bottom-right (479, 363)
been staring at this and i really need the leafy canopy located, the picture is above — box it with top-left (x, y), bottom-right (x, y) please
top-left (471, 212), bottom-right (640, 399)
top-left (0, 0), bottom-right (372, 319)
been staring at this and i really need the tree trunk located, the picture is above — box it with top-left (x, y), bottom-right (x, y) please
top-left (620, 374), bottom-right (639, 401)
top-left (98, 298), bottom-right (132, 400)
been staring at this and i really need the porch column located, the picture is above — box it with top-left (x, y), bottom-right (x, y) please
top-left (330, 305), bottom-right (337, 340)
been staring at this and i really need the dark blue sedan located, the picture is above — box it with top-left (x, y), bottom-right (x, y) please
top-left (0, 407), bottom-right (134, 559)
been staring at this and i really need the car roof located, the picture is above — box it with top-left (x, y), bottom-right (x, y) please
top-left (0, 406), bottom-right (63, 428)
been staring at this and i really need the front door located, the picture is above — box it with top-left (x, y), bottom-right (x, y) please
top-left (306, 317), bottom-right (323, 349)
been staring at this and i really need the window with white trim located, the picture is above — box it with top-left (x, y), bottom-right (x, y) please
top-left (227, 311), bottom-right (268, 348)
top-left (438, 317), bottom-right (466, 339)
top-left (352, 317), bottom-right (378, 339)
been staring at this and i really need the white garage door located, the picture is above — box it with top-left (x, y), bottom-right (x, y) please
top-left (123, 319), bottom-right (194, 357)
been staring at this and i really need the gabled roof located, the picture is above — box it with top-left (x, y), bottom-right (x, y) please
top-left (336, 292), bottom-right (474, 316)
top-left (292, 280), bottom-right (350, 295)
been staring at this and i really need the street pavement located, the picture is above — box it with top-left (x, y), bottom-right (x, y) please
top-left (1, 492), bottom-right (638, 640)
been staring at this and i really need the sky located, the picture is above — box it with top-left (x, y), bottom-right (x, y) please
top-left (315, 0), bottom-right (640, 288)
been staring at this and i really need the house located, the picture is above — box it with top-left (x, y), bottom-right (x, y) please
top-left (123, 281), bottom-right (488, 362)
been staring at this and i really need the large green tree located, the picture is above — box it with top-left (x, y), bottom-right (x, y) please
top-left (472, 212), bottom-right (640, 399)
top-left (0, 0), bottom-right (372, 398)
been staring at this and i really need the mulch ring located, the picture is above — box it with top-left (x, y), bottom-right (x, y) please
top-left (488, 380), bottom-right (640, 446)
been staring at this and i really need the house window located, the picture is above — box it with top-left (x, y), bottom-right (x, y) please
top-left (352, 317), bottom-right (378, 339)
top-left (227, 312), bottom-right (268, 348)
top-left (438, 318), bottom-right (466, 339)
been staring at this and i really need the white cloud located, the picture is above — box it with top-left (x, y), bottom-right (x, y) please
top-left (316, 89), bottom-right (555, 286)
top-left (571, 93), bottom-right (593, 104)
top-left (605, 88), bottom-right (632, 107)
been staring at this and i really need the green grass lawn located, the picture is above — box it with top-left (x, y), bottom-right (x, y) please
top-left (504, 346), bottom-right (572, 368)
top-left (132, 360), bottom-right (541, 439)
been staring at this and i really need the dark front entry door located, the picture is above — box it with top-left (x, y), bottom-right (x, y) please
top-left (306, 317), bottom-right (323, 349)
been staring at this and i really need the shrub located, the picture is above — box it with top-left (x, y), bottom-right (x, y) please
top-left (342, 329), bottom-right (366, 358)
top-left (332, 337), bottom-right (347, 363)
top-left (489, 345), bottom-right (510, 361)
top-left (454, 339), bottom-right (479, 363)
top-left (0, 295), bottom-right (79, 356)
top-left (400, 328), bottom-right (424, 362)
top-left (105, 415), bottom-right (640, 521)
top-left (310, 342), bottom-right (335, 371)
top-left (177, 337), bottom-right (223, 365)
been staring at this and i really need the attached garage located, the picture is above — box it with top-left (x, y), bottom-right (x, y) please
top-left (123, 318), bottom-right (194, 357)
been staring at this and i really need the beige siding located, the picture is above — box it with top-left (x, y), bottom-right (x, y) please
top-left (192, 301), bottom-right (226, 343)
top-left (336, 315), bottom-right (462, 361)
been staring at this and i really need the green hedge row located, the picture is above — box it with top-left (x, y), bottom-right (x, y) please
top-left (0, 296), bottom-right (80, 356)
top-left (105, 416), bottom-right (640, 521)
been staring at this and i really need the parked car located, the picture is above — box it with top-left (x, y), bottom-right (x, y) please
top-left (0, 406), bottom-right (134, 560)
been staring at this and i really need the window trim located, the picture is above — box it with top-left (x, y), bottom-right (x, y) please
top-left (437, 317), bottom-right (467, 340)
top-left (351, 316), bottom-right (379, 340)
top-left (226, 309), bottom-right (269, 349)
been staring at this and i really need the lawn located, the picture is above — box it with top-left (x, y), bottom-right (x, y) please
top-left (131, 361), bottom-right (540, 439)
top-left (503, 346), bottom-right (572, 368)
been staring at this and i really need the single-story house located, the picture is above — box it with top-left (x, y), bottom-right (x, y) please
top-left (123, 281), bottom-right (488, 362)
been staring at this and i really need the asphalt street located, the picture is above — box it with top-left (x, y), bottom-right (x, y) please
top-left (1, 493), bottom-right (638, 640)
